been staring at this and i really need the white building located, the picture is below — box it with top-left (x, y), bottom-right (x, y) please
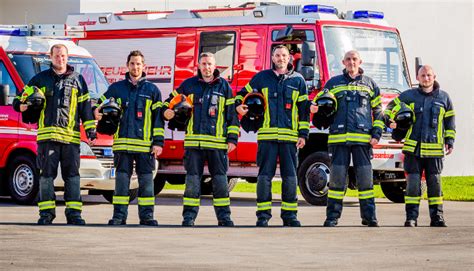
top-left (1, 0), bottom-right (472, 176)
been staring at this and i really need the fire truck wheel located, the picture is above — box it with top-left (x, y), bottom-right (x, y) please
top-left (101, 188), bottom-right (138, 204)
top-left (380, 182), bottom-right (406, 203)
top-left (201, 177), bottom-right (238, 195)
top-left (297, 151), bottom-right (331, 206)
top-left (8, 155), bottom-right (39, 205)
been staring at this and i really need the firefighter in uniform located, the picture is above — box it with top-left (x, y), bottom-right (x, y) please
top-left (94, 51), bottom-right (164, 226)
top-left (311, 50), bottom-right (384, 227)
top-left (385, 65), bottom-right (455, 227)
top-left (236, 45), bottom-right (310, 227)
top-left (163, 52), bottom-right (239, 227)
top-left (13, 44), bottom-right (96, 225)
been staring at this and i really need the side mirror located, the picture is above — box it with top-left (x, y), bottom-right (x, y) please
top-left (301, 41), bottom-right (316, 66)
top-left (0, 84), bottom-right (9, 106)
top-left (300, 66), bottom-right (315, 80)
top-left (415, 57), bottom-right (422, 77)
top-left (275, 25), bottom-right (293, 41)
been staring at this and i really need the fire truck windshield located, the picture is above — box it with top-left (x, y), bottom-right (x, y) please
top-left (8, 53), bottom-right (109, 100)
top-left (322, 26), bottom-right (410, 93)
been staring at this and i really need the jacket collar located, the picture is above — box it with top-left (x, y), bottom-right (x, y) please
top-left (126, 72), bottom-right (147, 87)
top-left (343, 68), bottom-right (364, 81)
top-left (417, 80), bottom-right (440, 96)
top-left (50, 64), bottom-right (74, 78)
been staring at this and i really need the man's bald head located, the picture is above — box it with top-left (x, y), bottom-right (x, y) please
top-left (342, 50), bottom-right (362, 77)
top-left (417, 65), bottom-right (436, 92)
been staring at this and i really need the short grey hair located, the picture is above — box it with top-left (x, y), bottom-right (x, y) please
top-left (199, 52), bottom-right (215, 62)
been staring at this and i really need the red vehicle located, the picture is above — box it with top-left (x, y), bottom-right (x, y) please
top-left (67, 3), bottom-right (412, 204)
top-left (0, 32), bottom-right (139, 204)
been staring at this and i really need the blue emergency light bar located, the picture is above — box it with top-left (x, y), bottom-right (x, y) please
top-left (353, 10), bottom-right (384, 19)
top-left (303, 4), bottom-right (337, 14)
top-left (0, 27), bottom-right (27, 36)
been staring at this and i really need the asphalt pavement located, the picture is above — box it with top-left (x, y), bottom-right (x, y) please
top-left (0, 191), bottom-right (473, 270)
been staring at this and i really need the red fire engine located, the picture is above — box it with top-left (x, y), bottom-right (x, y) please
top-left (67, 3), bottom-right (411, 205)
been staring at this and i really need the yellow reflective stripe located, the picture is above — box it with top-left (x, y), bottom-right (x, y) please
top-left (37, 127), bottom-right (80, 137)
top-left (216, 96), bottom-right (225, 138)
top-left (420, 149), bottom-right (444, 157)
top-left (428, 197), bottom-right (443, 205)
top-left (113, 196), bottom-right (130, 205)
top-left (328, 133), bottom-right (371, 144)
top-left (371, 95), bottom-right (381, 108)
top-left (445, 129), bottom-right (455, 139)
top-left (404, 139), bottom-right (417, 147)
top-left (183, 197), bottom-right (200, 207)
top-left (402, 145), bottom-right (416, 153)
top-left (227, 125), bottom-right (240, 135)
top-left (235, 95), bottom-right (244, 102)
top-left (292, 90), bottom-right (298, 131)
top-left (38, 96), bottom-right (47, 129)
top-left (297, 94), bottom-right (308, 102)
top-left (393, 97), bottom-right (401, 105)
top-left (213, 197), bottom-right (230, 207)
top-left (184, 141), bottom-right (227, 150)
top-left (144, 99), bottom-right (152, 141)
top-left (298, 121), bottom-right (310, 130)
top-left (68, 88), bottom-right (78, 131)
top-left (138, 197), bottom-right (155, 206)
top-left (262, 88), bottom-right (270, 129)
top-left (437, 107), bottom-right (444, 145)
top-left (77, 93), bottom-right (90, 103)
top-left (245, 83), bottom-right (253, 93)
top-left (421, 143), bottom-right (443, 149)
top-left (171, 90), bottom-right (179, 97)
top-left (163, 101), bottom-right (170, 108)
top-left (330, 85), bottom-right (373, 97)
top-left (405, 196), bottom-right (421, 204)
top-left (100, 95), bottom-right (107, 103)
top-left (444, 110), bottom-right (455, 118)
top-left (83, 120), bottom-right (96, 130)
top-left (113, 145), bottom-right (150, 153)
top-left (328, 190), bottom-right (344, 200)
top-left (257, 201), bottom-right (272, 211)
top-left (358, 190), bottom-right (374, 199)
top-left (225, 98), bottom-right (235, 106)
top-left (152, 101), bottom-right (162, 111)
top-left (38, 200), bottom-right (56, 210)
top-left (185, 134), bottom-right (227, 143)
top-left (153, 128), bottom-right (165, 137)
top-left (373, 120), bottom-right (385, 129)
top-left (114, 138), bottom-right (152, 146)
top-left (65, 201), bottom-right (83, 210)
top-left (186, 94), bottom-right (194, 135)
top-left (281, 201), bottom-right (297, 211)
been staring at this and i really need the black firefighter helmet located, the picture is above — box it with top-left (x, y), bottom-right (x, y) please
top-left (312, 91), bottom-right (337, 129)
top-left (97, 97), bottom-right (122, 135)
top-left (22, 86), bottom-right (45, 124)
top-left (391, 102), bottom-right (414, 141)
top-left (168, 94), bottom-right (193, 131)
top-left (240, 91), bottom-right (266, 133)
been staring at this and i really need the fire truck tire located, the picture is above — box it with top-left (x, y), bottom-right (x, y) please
top-left (297, 151), bottom-right (331, 206)
top-left (101, 188), bottom-right (138, 204)
top-left (380, 182), bottom-right (406, 203)
top-left (7, 155), bottom-right (39, 205)
top-left (201, 177), bottom-right (238, 195)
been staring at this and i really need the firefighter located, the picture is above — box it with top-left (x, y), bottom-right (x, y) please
top-left (310, 50), bottom-right (384, 227)
top-left (385, 65), bottom-right (455, 227)
top-left (236, 45), bottom-right (310, 227)
top-left (13, 44), bottom-right (96, 225)
top-left (163, 52), bottom-right (239, 227)
top-left (94, 50), bottom-right (164, 226)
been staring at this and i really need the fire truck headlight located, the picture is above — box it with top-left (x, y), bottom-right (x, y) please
top-left (80, 141), bottom-right (95, 157)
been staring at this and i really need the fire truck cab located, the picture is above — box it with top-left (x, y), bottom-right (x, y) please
top-left (0, 29), bottom-right (139, 204)
top-left (67, 2), bottom-right (411, 204)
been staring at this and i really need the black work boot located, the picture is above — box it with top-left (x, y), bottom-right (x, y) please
top-left (256, 218), bottom-right (269, 227)
top-left (218, 219), bottom-right (235, 227)
top-left (37, 214), bottom-right (55, 225)
top-left (140, 219), bottom-right (159, 226)
top-left (108, 218), bottom-right (126, 226)
top-left (430, 219), bottom-right (447, 227)
top-left (283, 218), bottom-right (301, 227)
top-left (182, 218), bottom-right (195, 227)
top-left (67, 216), bottom-right (86, 225)
top-left (404, 220), bottom-right (418, 227)
top-left (323, 219), bottom-right (338, 227)
top-left (361, 219), bottom-right (379, 227)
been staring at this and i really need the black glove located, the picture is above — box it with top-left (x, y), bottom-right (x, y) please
top-left (87, 128), bottom-right (97, 141)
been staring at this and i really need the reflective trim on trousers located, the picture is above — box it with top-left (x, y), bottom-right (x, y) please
top-left (138, 197), bottom-right (155, 206)
top-left (213, 197), bottom-right (230, 207)
top-left (38, 200), bottom-right (56, 210)
top-left (405, 196), bottom-right (421, 205)
top-left (65, 201), bottom-right (83, 210)
top-left (113, 195), bottom-right (130, 205)
top-left (428, 196), bottom-right (443, 205)
top-left (358, 189), bottom-right (375, 200)
top-left (281, 201), bottom-right (297, 211)
top-left (328, 189), bottom-right (344, 200)
top-left (183, 197), bottom-right (200, 207)
top-left (257, 201), bottom-right (272, 211)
